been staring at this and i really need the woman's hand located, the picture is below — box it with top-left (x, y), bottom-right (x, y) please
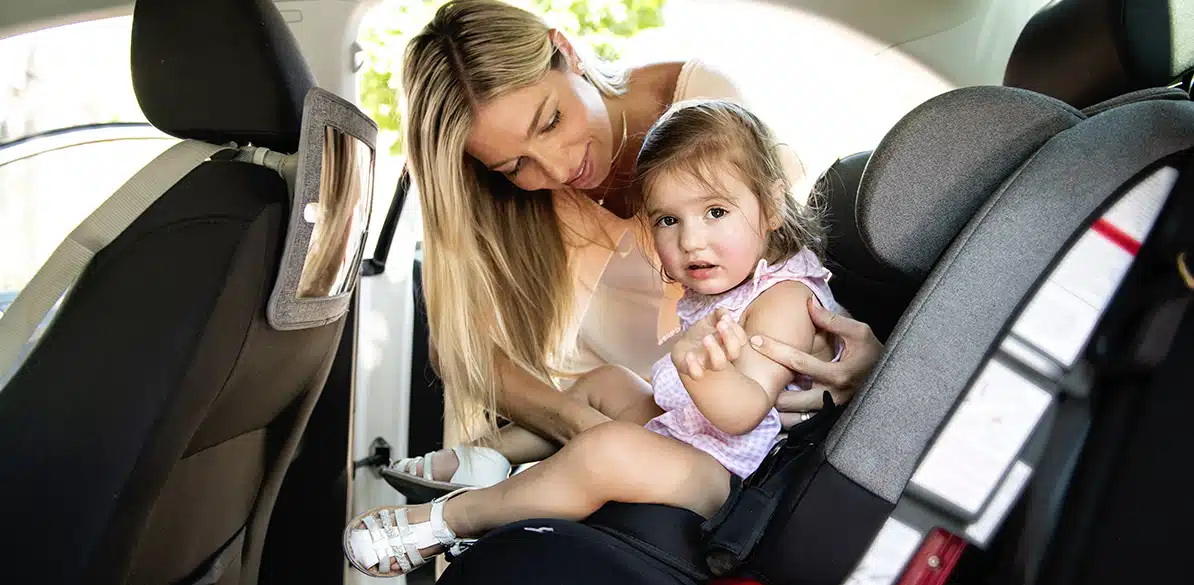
top-left (749, 297), bottom-right (883, 428)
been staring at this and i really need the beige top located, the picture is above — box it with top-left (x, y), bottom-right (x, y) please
top-left (554, 59), bottom-right (747, 382)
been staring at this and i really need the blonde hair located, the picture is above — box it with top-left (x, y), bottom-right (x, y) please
top-left (634, 99), bottom-right (825, 267)
top-left (401, 0), bottom-right (626, 440)
top-left (298, 127), bottom-right (366, 297)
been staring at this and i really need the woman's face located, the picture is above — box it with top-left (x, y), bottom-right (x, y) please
top-left (465, 66), bottom-right (616, 194)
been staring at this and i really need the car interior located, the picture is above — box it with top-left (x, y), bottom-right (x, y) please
top-left (0, 1), bottom-right (371, 584)
top-left (432, 2), bottom-right (1194, 584)
top-left (0, 0), bottom-right (1191, 585)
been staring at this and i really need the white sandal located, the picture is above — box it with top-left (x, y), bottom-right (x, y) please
top-left (342, 487), bottom-right (476, 577)
top-left (382, 445), bottom-right (511, 500)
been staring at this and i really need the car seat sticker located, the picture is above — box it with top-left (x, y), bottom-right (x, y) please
top-left (909, 361), bottom-right (1051, 516)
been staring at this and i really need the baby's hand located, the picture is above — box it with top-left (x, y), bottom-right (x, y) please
top-left (671, 308), bottom-right (749, 379)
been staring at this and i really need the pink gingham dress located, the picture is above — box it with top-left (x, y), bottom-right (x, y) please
top-left (643, 249), bottom-right (843, 478)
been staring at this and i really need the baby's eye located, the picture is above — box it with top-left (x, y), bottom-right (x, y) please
top-left (655, 216), bottom-right (677, 227)
top-left (708, 207), bottom-right (728, 219)
top-left (503, 158), bottom-right (523, 177)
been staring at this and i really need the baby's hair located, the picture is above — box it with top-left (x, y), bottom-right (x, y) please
top-left (633, 99), bottom-right (824, 264)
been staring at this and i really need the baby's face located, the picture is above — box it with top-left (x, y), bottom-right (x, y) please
top-left (645, 166), bottom-right (770, 295)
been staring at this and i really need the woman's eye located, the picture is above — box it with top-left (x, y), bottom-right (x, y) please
top-left (708, 207), bottom-right (728, 219)
top-left (655, 216), bottom-right (677, 227)
top-left (544, 110), bottom-right (561, 132)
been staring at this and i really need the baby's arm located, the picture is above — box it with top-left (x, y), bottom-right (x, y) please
top-left (679, 281), bottom-right (818, 435)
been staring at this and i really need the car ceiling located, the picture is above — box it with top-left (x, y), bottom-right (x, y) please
top-left (2, 0), bottom-right (1029, 87)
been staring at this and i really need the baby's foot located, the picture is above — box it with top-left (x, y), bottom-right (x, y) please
top-left (350, 503), bottom-right (443, 573)
top-left (344, 489), bottom-right (480, 577)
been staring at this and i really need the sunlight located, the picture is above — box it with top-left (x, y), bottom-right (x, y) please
top-left (629, 0), bottom-right (956, 188)
top-left (356, 0), bottom-right (958, 207)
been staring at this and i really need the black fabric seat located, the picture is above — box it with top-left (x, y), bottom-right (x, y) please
top-left (434, 2), bottom-right (1194, 584)
top-left (1004, 0), bottom-right (1193, 110)
top-left (0, 1), bottom-right (351, 584)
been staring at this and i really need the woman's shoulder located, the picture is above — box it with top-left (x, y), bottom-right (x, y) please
top-left (625, 58), bottom-right (745, 105)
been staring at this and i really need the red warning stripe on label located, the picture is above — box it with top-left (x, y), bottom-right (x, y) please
top-left (1091, 218), bottom-right (1141, 256)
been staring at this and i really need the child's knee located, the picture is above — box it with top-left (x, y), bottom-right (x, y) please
top-left (566, 364), bottom-right (641, 403)
top-left (578, 364), bottom-right (639, 389)
top-left (570, 421), bottom-right (645, 473)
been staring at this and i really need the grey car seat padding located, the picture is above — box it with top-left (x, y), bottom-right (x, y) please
top-left (1082, 86), bottom-right (1192, 116)
top-left (858, 86), bottom-right (1083, 277)
top-left (827, 96), bottom-right (1194, 503)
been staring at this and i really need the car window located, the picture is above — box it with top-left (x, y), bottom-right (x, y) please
top-left (0, 16), bottom-right (146, 143)
top-left (0, 131), bottom-right (177, 294)
top-left (0, 16), bottom-right (171, 300)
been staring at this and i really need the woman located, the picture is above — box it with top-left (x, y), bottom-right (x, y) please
top-left (384, 0), bottom-right (883, 495)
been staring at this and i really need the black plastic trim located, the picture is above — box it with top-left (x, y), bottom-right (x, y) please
top-left (361, 165), bottom-right (410, 277)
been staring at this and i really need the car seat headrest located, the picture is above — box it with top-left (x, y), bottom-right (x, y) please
top-left (1004, 0), bottom-right (1194, 110)
top-left (130, 0), bottom-right (315, 152)
top-left (857, 86), bottom-right (1083, 278)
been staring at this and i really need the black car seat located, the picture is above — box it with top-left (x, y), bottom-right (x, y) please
top-left (432, 1), bottom-right (1194, 584)
top-left (1004, 0), bottom-right (1193, 111)
top-left (0, 1), bottom-right (369, 584)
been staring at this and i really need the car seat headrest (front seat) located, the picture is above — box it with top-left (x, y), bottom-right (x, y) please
top-left (131, 0), bottom-right (315, 152)
top-left (1004, 0), bottom-right (1194, 110)
top-left (0, 3), bottom-right (377, 584)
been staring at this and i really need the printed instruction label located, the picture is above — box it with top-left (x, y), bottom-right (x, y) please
top-left (1011, 166), bottom-right (1176, 366)
top-left (965, 460), bottom-right (1034, 545)
top-left (845, 517), bottom-right (923, 585)
top-left (910, 361), bottom-right (1052, 516)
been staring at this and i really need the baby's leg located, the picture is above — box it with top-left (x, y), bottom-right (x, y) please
top-left (487, 365), bottom-right (662, 463)
top-left (566, 364), bottom-right (663, 426)
top-left (443, 421), bottom-right (732, 537)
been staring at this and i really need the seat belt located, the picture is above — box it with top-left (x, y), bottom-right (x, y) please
top-left (701, 391), bottom-right (844, 577)
top-left (0, 139), bottom-right (237, 384)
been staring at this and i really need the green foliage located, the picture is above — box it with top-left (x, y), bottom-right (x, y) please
top-left (357, 0), bottom-right (667, 155)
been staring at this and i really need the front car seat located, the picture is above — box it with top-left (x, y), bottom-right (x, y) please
top-left (0, 1), bottom-right (373, 584)
top-left (432, 1), bottom-right (1194, 583)
top-left (1003, 0), bottom-right (1194, 111)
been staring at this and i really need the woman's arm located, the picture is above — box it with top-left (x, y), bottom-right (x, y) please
top-left (494, 356), bottom-right (611, 445)
top-left (752, 297), bottom-right (884, 427)
top-left (678, 282), bottom-right (817, 435)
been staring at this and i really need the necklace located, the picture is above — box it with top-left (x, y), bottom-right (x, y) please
top-left (597, 110), bottom-right (629, 207)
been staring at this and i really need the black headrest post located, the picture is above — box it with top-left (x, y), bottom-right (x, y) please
top-left (1005, 0), bottom-right (1194, 110)
top-left (131, 0), bottom-right (316, 152)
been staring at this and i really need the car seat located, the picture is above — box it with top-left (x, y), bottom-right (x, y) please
top-left (812, 0), bottom-right (1194, 346)
top-left (431, 1), bottom-right (1194, 584)
top-left (0, 1), bottom-right (376, 584)
top-left (1003, 0), bottom-right (1193, 111)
